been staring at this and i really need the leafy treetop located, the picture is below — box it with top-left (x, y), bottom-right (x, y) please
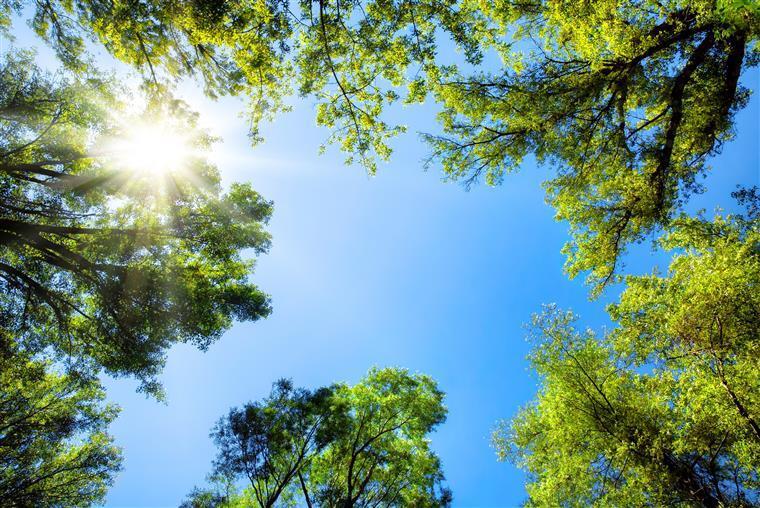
top-left (0, 330), bottom-right (122, 507)
top-left (4, 0), bottom-right (758, 293)
top-left (183, 367), bottom-right (452, 508)
top-left (0, 49), bottom-right (272, 396)
top-left (495, 190), bottom-right (760, 506)
top-left (427, 0), bottom-right (759, 292)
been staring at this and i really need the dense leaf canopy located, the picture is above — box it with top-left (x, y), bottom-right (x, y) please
top-left (4, 0), bottom-right (757, 290)
top-left (428, 0), bottom-right (759, 291)
top-left (207, 378), bottom-right (342, 507)
top-left (0, 1), bottom-right (756, 505)
top-left (495, 192), bottom-right (760, 506)
top-left (0, 331), bottom-right (122, 507)
top-left (0, 49), bottom-right (272, 396)
top-left (184, 368), bottom-right (451, 507)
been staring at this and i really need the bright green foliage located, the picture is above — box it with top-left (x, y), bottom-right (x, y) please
top-left (495, 194), bottom-right (760, 506)
top-left (0, 0), bottom-right (488, 173)
top-left (307, 368), bottom-right (450, 507)
top-left (184, 368), bottom-right (451, 507)
top-left (205, 378), bottom-right (343, 508)
top-left (4, 0), bottom-right (757, 291)
top-left (427, 1), bottom-right (759, 292)
top-left (0, 50), bottom-right (272, 396)
top-left (0, 332), bottom-right (122, 507)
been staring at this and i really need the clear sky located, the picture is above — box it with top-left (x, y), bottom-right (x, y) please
top-left (10, 20), bottom-right (760, 508)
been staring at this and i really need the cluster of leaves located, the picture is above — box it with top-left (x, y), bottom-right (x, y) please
top-left (0, 0), bottom-right (756, 505)
top-left (0, 49), bottom-right (273, 397)
top-left (3, 0), bottom-right (757, 291)
top-left (428, 0), bottom-right (759, 292)
top-left (1, 0), bottom-right (488, 172)
top-left (183, 368), bottom-right (452, 508)
top-left (495, 194), bottom-right (759, 506)
top-left (0, 42), bottom-right (276, 503)
top-left (0, 330), bottom-right (121, 507)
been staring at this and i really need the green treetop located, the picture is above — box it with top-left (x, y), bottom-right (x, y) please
top-left (4, 0), bottom-right (757, 292)
top-left (0, 49), bottom-right (272, 396)
top-left (183, 368), bottom-right (451, 507)
top-left (0, 331), bottom-right (122, 507)
top-left (428, 0), bottom-right (759, 292)
top-left (494, 190), bottom-right (760, 506)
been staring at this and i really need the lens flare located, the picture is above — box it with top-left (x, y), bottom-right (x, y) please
top-left (112, 123), bottom-right (192, 175)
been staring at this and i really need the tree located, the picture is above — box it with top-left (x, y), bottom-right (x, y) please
top-left (4, 0), bottom-right (757, 291)
top-left (428, 0), bottom-right (760, 292)
top-left (494, 192), bottom-right (759, 506)
top-left (184, 368), bottom-right (452, 507)
top-left (307, 368), bottom-right (450, 508)
top-left (208, 379), bottom-right (342, 508)
top-left (0, 49), bottom-right (272, 396)
top-left (0, 331), bottom-right (122, 507)
top-left (1, 0), bottom-right (486, 170)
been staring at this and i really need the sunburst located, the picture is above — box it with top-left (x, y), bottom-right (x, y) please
top-left (110, 122), bottom-right (193, 175)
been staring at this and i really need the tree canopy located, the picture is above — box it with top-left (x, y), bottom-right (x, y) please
top-left (184, 368), bottom-right (452, 507)
top-left (0, 331), bottom-right (122, 507)
top-left (494, 192), bottom-right (760, 506)
top-left (0, 49), bottom-right (272, 396)
top-left (4, 0), bottom-right (757, 291)
top-left (0, 0), bottom-right (756, 505)
top-left (427, 0), bottom-right (759, 291)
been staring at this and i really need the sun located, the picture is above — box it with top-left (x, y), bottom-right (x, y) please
top-left (111, 123), bottom-right (192, 175)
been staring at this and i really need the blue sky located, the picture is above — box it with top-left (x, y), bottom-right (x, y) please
top-left (9, 20), bottom-right (760, 508)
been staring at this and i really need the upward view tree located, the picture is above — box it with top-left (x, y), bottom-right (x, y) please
top-left (307, 368), bottom-right (450, 507)
top-left (3, 0), bottom-right (757, 291)
top-left (0, 49), bottom-right (272, 396)
top-left (494, 192), bottom-right (760, 506)
top-left (206, 379), bottom-right (342, 507)
top-left (0, 331), bottom-right (122, 507)
top-left (0, 1), bottom-right (755, 505)
top-left (184, 368), bottom-right (451, 508)
top-left (428, 0), bottom-right (759, 292)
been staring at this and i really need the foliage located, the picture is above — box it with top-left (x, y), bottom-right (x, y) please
top-left (0, 1), bottom-right (756, 504)
top-left (0, 331), bottom-right (122, 507)
top-left (0, 49), bottom-right (272, 396)
top-left (0, 0), bottom-right (487, 172)
top-left (428, 0), bottom-right (759, 292)
top-left (495, 194), bottom-right (760, 506)
top-left (184, 368), bottom-right (451, 507)
top-left (209, 378), bottom-right (342, 507)
top-left (3, 0), bottom-right (758, 290)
